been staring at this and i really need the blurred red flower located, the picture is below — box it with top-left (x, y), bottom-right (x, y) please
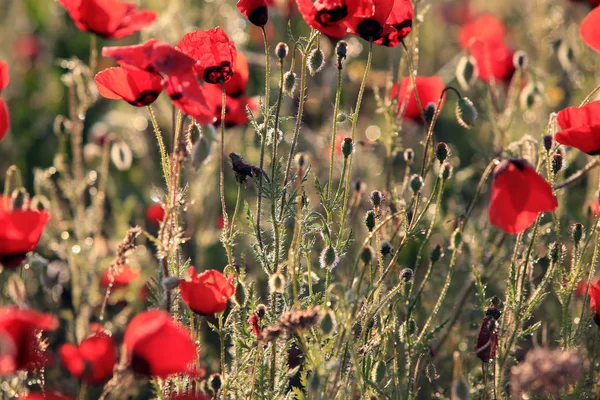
top-left (571, 0), bottom-right (600, 8)
top-left (556, 100), bottom-right (600, 155)
top-left (12, 34), bottom-right (42, 62)
top-left (345, 0), bottom-right (395, 41)
top-left (587, 199), bottom-right (600, 219)
top-left (57, 0), bottom-right (156, 39)
top-left (146, 203), bottom-right (165, 226)
top-left (59, 331), bottom-right (116, 384)
top-left (588, 281), bottom-right (600, 326)
top-left (0, 98), bottom-right (8, 142)
top-left (581, 8), bottom-right (600, 53)
top-left (237, 0), bottom-right (269, 26)
top-left (374, 0), bottom-right (413, 47)
top-left (22, 393), bottom-right (74, 400)
top-left (488, 160), bottom-right (558, 234)
top-left (0, 60), bottom-right (8, 93)
top-left (0, 196), bottom-right (50, 268)
top-left (458, 15), bottom-right (505, 49)
top-left (0, 307), bottom-right (58, 375)
top-left (100, 264), bottom-right (140, 288)
top-left (180, 267), bottom-right (235, 315)
top-left (95, 66), bottom-right (162, 107)
top-left (391, 75), bottom-right (444, 121)
top-left (296, 0), bottom-right (360, 38)
top-left (124, 309), bottom-right (198, 377)
top-left (178, 28), bottom-right (237, 84)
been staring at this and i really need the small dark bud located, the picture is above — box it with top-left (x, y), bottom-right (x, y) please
top-left (283, 71), bottom-right (297, 97)
top-left (400, 268), bottom-right (414, 281)
top-left (256, 304), bottom-right (267, 319)
top-left (365, 210), bottom-right (376, 232)
top-left (355, 180), bottom-right (363, 192)
top-left (209, 373), bottom-right (222, 393)
top-left (424, 102), bottom-right (436, 124)
top-left (404, 148), bottom-right (414, 164)
top-left (294, 152), bottom-right (306, 168)
top-left (320, 311), bottom-right (335, 334)
top-left (456, 55), bottom-right (479, 90)
top-left (234, 281), bottom-right (247, 306)
top-left (336, 40), bottom-right (348, 60)
top-left (440, 162), bottom-right (453, 180)
top-left (320, 246), bottom-right (339, 269)
top-left (430, 244), bottom-right (443, 263)
top-left (409, 174), bottom-right (424, 194)
top-left (11, 188), bottom-right (29, 210)
top-left (551, 153), bottom-right (563, 174)
top-left (455, 97), bottom-right (478, 129)
top-left (275, 42), bottom-right (289, 59)
top-left (361, 246), bottom-right (375, 264)
top-left (543, 134), bottom-right (553, 151)
top-left (513, 50), bottom-right (528, 69)
top-left (369, 190), bottom-right (383, 207)
top-left (380, 241), bottom-right (394, 257)
top-left (549, 241), bottom-right (561, 263)
top-left (436, 142), bottom-right (449, 163)
top-left (341, 137), bottom-right (353, 158)
top-left (162, 276), bottom-right (180, 290)
top-left (572, 223), bottom-right (584, 244)
top-left (308, 48), bottom-right (325, 76)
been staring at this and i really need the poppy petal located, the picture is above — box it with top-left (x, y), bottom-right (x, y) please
top-left (556, 101), bottom-right (600, 154)
top-left (0, 98), bottom-right (9, 142)
top-left (0, 59), bottom-right (8, 93)
top-left (95, 67), bottom-right (162, 107)
top-left (581, 7), bottom-right (600, 53)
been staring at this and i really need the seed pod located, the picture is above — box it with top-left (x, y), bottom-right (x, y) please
top-left (380, 241), bottom-right (394, 257)
top-left (436, 142), bottom-right (449, 163)
top-left (572, 223), bottom-right (584, 244)
top-left (283, 71), bottom-right (297, 97)
top-left (513, 50), bottom-right (528, 69)
top-left (404, 148), bottom-right (414, 164)
top-left (369, 190), bottom-right (383, 207)
top-left (456, 55), bottom-right (479, 90)
top-left (430, 244), bottom-right (443, 263)
top-left (234, 281), bottom-right (247, 306)
top-left (543, 134), bottom-right (553, 151)
top-left (308, 48), bottom-right (325, 76)
top-left (365, 210), bottom-right (376, 232)
top-left (410, 174), bottom-right (424, 194)
top-left (275, 42), bottom-right (289, 59)
top-left (341, 137), bottom-right (353, 158)
top-left (455, 97), bottom-right (478, 129)
top-left (361, 246), bottom-right (375, 264)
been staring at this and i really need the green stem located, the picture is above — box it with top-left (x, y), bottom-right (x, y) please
top-left (327, 63), bottom-right (343, 202)
top-left (219, 82), bottom-right (233, 266)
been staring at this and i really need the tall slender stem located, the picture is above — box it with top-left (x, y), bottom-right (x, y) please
top-left (220, 82), bottom-right (233, 266)
top-left (327, 63), bottom-right (343, 202)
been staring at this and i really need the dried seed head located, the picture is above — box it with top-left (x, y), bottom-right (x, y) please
top-left (361, 246), bottom-right (375, 264)
top-left (424, 102), bottom-right (436, 124)
top-left (409, 174), bottom-right (424, 194)
top-left (430, 244), bottom-right (443, 263)
top-left (319, 246), bottom-right (339, 269)
top-left (513, 50), bottom-right (529, 69)
top-left (404, 148), bottom-right (415, 164)
top-left (436, 142), bottom-right (449, 163)
top-left (572, 223), bottom-right (584, 244)
top-left (10, 188), bottom-right (29, 210)
top-left (543, 134), bottom-right (553, 151)
top-left (400, 268), bottom-right (414, 281)
top-left (341, 137), bottom-right (353, 158)
top-left (380, 241), bottom-right (394, 258)
top-left (275, 42), bottom-right (289, 59)
top-left (365, 210), bottom-right (377, 232)
top-left (369, 190), bottom-right (383, 207)
top-left (283, 71), bottom-right (297, 97)
top-left (269, 272), bottom-right (286, 293)
top-left (456, 55), bottom-right (479, 90)
top-left (455, 97), bottom-right (478, 129)
top-left (440, 162), bottom-right (453, 180)
top-left (551, 153), bottom-right (563, 174)
top-left (308, 48), bottom-right (325, 75)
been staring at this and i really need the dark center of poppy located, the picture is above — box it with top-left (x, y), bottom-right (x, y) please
top-left (204, 62), bottom-right (233, 85)
top-left (393, 19), bottom-right (413, 32)
top-left (356, 19), bottom-right (383, 40)
top-left (170, 91), bottom-right (183, 101)
top-left (131, 354), bottom-right (152, 376)
top-left (315, 5), bottom-right (348, 26)
top-left (507, 159), bottom-right (527, 171)
top-left (129, 90), bottom-right (161, 107)
top-left (248, 6), bottom-right (269, 27)
top-left (0, 253), bottom-right (28, 268)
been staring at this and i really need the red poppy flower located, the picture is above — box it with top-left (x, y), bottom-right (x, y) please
top-left (0, 59), bottom-right (8, 93)
top-left (100, 264), bottom-right (140, 288)
top-left (22, 393), bottom-right (74, 400)
top-left (179, 267), bottom-right (235, 315)
top-left (59, 332), bottom-right (116, 384)
top-left (345, 0), bottom-right (396, 41)
top-left (13, 35), bottom-right (42, 62)
top-left (569, 0), bottom-right (600, 6)
top-left (146, 203), bottom-right (165, 226)
top-left (150, 42), bottom-right (198, 77)
top-left (488, 159), bottom-right (558, 234)
top-left (102, 39), bottom-right (160, 72)
top-left (475, 316), bottom-right (498, 362)
top-left (589, 281), bottom-right (600, 326)
top-left (123, 309), bottom-right (197, 377)
top-left (582, 8), bottom-right (600, 53)
top-left (556, 100), bottom-right (600, 155)
top-left (296, 0), bottom-right (361, 38)
top-left (237, 0), bottom-right (269, 26)
top-left (177, 28), bottom-right (237, 84)
top-left (373, 0), bottom-right (413, 47)
top-left (225, 53), bottom-right (249, 98)
top-left (95, 66), bottom-right (162, 107)
top-left (0, 98), bottom-right (9, 142)
top-left (57, 0), bottom-right (157, 39)
top-left (391, 75), bottom-right (445, 121)
top-left (458, 15), bottom-right (505, 49)
top-left (204, 84), bottom-right (256, 127)
top-left (0, 196), bottom-right (50, 268)
top-left (0, 307), bottom-right (59, 375)
top-left (587, 199), bottom-right (600, 219)
top-left (163, 73), bottom-right (215, 124)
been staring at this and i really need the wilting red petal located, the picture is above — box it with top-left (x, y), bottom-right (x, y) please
top-left (177, 28), bottom-right (237, 84)
top-left (469, 41), bottom-right (515, 82)
top-left (163, 73), bottom-right (215, 124)
top-left (124, 309), bottom-right (197, 378)
top-left (237, 0), bottom-right (269, 26)
top-left (0, 98), bottom-right (9, 142)
top-left (100, 265), bottom-right (140, 288)
top-left (179, 267), bottom-right (235, 315)
top-left (459, 15), bottom-right (506, 49)
top-left (488, 160), bottom-right (558, 234)
top-left (95, 66), bottom-right (162, 107)
top-left (581, 7), bottom-right (600, 52)
top-left (60, 332), bottom-right (116, 384)
top-left (556, 100), bottom-right (600, 155)
top-left (0, 59), bottom-right (8, 93)
top-left (102, 39), bottom-right (160, 72)
top-left (392, 75), bottom-right (444, 121)
top-left (345, 0), bottom-right (395, 41)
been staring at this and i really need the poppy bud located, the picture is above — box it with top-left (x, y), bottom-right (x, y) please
top-left (519, 82), bottom-right (542, 110)
top-left (320, 311), bottom-right (335, 334)
top-left (256, 304), bottom-right (267, 319)
top-left (440, 162), bottom-right (453, 180)
top-left (455, 97), bottom-right (478, 129)
top-left (380, 241), bottom-right (393, 257)
top-left (355, 180), bottom-right (364, 192)
top-left (451, 229), bottom-right (462, 249)
top-left (361, 246), bottom-right (375, 264)
top-left (371, 360), bottom-right (386, 383)
top-left (111, 141), bottom-right (133, 171)
top-left (551, 153), bottom-right (563, 174)
top-left (404, 148), bottom-right (414, 164)
top-left (336, 112), bottom-right (347, 123)
top-left (341, 137), bottom-right (353, 158)
top-left (308, 48), bottom-right (325, 76)
top-left (209, 373), bottom-right (222, 393)
top-left (283, 71), bottom-right (297, 97)
top-left (572, 223), bottom-right (584, 245)
top-left (320, 246), bottom-right (339, 269)
top-left (162, 276), bottom-right (180, 290)
top-left (549, 242), bottom-right (561, 263)
top-left (430, 244), bottom-right (443, 263)
top-left (30, 195), bottom-right (50, 212)
top-left (436, 142), bottom-right (449, 163)
top-left (234, 281), bottom-right (247, 306)
top-left (294, 152), bottom-right (306, 168)
top-left (275, 42), bottom-right (289, 59)
top-left (409, 174), bottom-right (424, 194)
top-left (269, 272), bottom-right (286, 293)
top-left (336, 41), bottom-right (348, 60)
top-left (543, 134), bottom-right (553, 151)
top-left (400, 268), bottom-right (414, 281)
top-left (369, 190), bottom-right (383, 207)
top-left (365, 210), bottom-right (376, 232)
top-left (424, 102), bottom-right (436, 124)
top-left (513, 50), bottom-right (528, 69)
top-left (456, 55), bottom-right (478, 90)
top-left (10, 188), bottom-right (29, 210)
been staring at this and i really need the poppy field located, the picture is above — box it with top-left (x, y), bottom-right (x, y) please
top-left (3, 0), bottom-right (600, 398)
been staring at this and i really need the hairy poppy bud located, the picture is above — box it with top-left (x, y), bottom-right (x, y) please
top-left (430, 244), bottom-right (443, 263)
top-left (234, 281), bottom-right (247, 306)
top-left (513, 50), bottom-right (528, 69)
top-left (436, 142), bottom-right (449, 163)
top-left (209, 373), bottom-right (222, 393)
top-left (308, 48), bottom-right (325, 76)
top-left (269, 272), bottom-right (286, 293)
top-left (400, 268), bottom-right (414, 281)
top-left (336, 112), bottom-right (347, 123)
top-left (424, 102), bottom-right (436, 124)
top-left (543, 134), bottom-right (553, 151)
top-left (355, 180), bottom-right (364, 192)
top-left (294, 152), bottom-right (307, 168)
top-left (30, 195), bottom-right (50, 212)
top-left (451, 229), bottom-right (462, 249)
top-left (409, 174), bottom-right (424, 194)
top-left (336, 41), bottom-right (348, 60)
top-left (111, 141), bottom-right (133, 171)
top-left (456, 55), bottom-right (478, 90)
top-left (365, 210), bottom-right (376, 232)
top-left (549, 241), bottom-right (561, 263)
top-left (162, 276), bottom-right (180, 290)
top-left (320, 311), bottom-right (335, 334)
top-left (276, 42), bottom-right (289, 59)
top-left (283, 71), bottom-right (297, 97)
top-left (369, 190), bottom-right (383, 207)
top-left (404, 148), bottom-right (414, 164)
top-left (572, 223), bottom-right (584, 245)
top-left (455, 97), bottom-right (478, 129)
top-left (380, 241), bottom-right (393, 257)
top-left (10, 188), bottom-right (29, 210)
top-left (551, 153), bottom-right (563, 174)
top-left (361, 246), bottom-right (375, 264)
top-left (256, 304), bottom-right (267, 319)
top-left (520, 82), bottom-right (542, 110)
top-left (320, 246), bottom-right (339, 269)
top-left (341, 137), bottom-right (353, 158)
top-left (372, 360), bottom-right (386, 383)
top-left (440, 162), bottom-right (453, 180)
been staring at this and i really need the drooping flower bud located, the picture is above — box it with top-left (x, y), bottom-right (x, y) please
top-left (380, 241), bottom-right (394, 258)
top-left (456, 55), bottom-right (479, 90)
top-left (400, 268), bottom-right (414, 281)
top-left (572, 223), bottom-right (584, 245)
top-left (430, 244), bottom-right (443, 263)
top-left (308, 48), bottom-right (325, 76)
top-left (455, 97), bottom-right (478, 129)
top-left (424, 102), bottom-right (436, 124)
top-left (276, 42), bottom-right (289, 60)
top-left (440, 162), bottom-right (453, 180)
top-left (209, 373), bottom-right (222, 393)
top-left (320, 311), bottom-right (335, 334)
top-left (269, 272), bottom-right (286, 293)
top-left (10, 188), bottom-right (29, 210)
top-left (283, 71), bottom-right (297, 97)
top-left (111, 141), bottom-right (133, 171)
top-left (320, 246), bottom-right (339, 269)
top-left (256, 304), bottom-right (267, 319)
